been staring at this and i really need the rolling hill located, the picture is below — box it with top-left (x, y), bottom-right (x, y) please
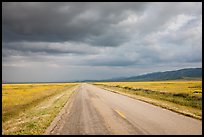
top-left (82, 68), bottom-right (202, 82)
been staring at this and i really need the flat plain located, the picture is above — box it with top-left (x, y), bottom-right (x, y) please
top-left (2, 83), bottom-right (78, 135)
top-left (2, 80), bottom-right (202, 135)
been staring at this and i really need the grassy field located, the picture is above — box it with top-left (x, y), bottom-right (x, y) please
top-left (2, 83), bottom-right (78, 135)
top-left (93, 80), bottom-right (202, 120)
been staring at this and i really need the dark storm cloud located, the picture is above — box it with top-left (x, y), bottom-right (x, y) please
top-left (2, 2), bottom-right (202, 82)
top-left (2, 2), bottom-right (147, 47)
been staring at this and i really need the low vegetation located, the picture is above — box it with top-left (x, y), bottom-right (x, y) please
top-left (93, 80), bottom-right (202, 120)
top-left (2, 83), bottom-right (78, 135)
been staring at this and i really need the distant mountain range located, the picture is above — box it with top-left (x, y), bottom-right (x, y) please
top-left (81, 68), bottom-right (202, 82)
top-left (3, 68), bottom-right (202, 84)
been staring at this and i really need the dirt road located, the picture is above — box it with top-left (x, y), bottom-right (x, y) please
top-left (46, 83), bottom-right (202, 135)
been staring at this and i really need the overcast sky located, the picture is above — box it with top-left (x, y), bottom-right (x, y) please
top-left (2, 2), bottom-right (202, 82)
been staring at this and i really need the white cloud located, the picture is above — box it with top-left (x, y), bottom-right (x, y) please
top-left (167, 14), bottom-right (196, 31)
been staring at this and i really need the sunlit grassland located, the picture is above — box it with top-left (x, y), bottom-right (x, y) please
top-left (93, 80), bottom-right (202, 119)
top-left (2, 83), bottom-right (78, 135)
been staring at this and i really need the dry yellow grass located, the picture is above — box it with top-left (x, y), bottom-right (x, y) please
top-left (96, 80), bottom-right (202, 96)
top-left (2, 83), bottom-right (76, 110)
top-left (2, 83), bottom-right (78, 135)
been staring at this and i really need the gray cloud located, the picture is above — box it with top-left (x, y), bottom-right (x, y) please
top-left (2, 2), bottom-right (147, 47)
top-left (2, 2), bottom-right (202, 82)
top-left (2, 41), bottom-right (99, 58)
